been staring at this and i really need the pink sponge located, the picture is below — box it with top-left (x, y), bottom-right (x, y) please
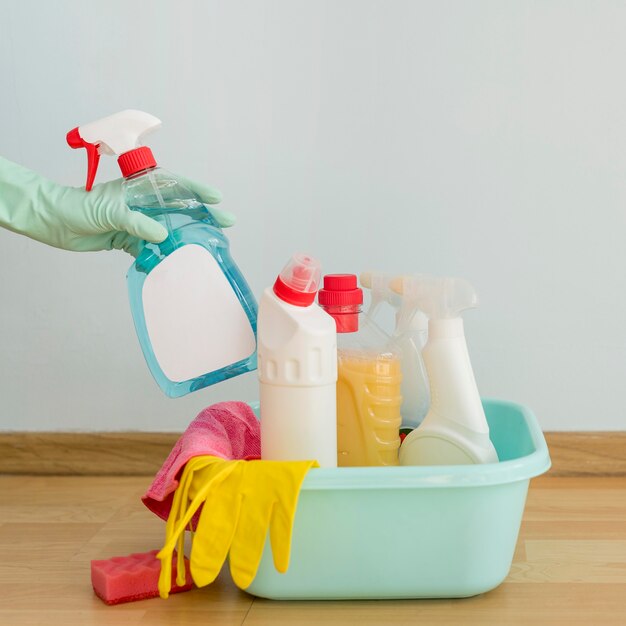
top-left (91, 550), bottom-right (193, 605)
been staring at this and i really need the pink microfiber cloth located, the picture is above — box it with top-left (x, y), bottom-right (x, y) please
top-left (142, 401), bottom-right (260, 523)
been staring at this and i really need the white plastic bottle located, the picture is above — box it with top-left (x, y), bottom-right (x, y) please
top-left (258, 254), bottom-right (338, 467)
top-left (396, 276), bottom-right (499, 466)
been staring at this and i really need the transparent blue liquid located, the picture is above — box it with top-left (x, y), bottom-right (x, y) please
top-left (125, 169), bottom-right (258, 398)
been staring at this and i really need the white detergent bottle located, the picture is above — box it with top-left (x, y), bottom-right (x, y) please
top-left (258, 254), bottom-right (338, 467)
top-left (396, 276), bottom-right (498, 466)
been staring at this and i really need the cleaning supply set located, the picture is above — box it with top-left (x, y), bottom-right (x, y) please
top-left (70, 109), bottom-right (549, 603)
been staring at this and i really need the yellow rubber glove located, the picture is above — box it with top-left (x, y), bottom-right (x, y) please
top-left (157, 455), bottom-right (316, 598)
top-left (157, 456), bottom-right (239, 598)
top-left (192, 458), bottom-right (317, 590)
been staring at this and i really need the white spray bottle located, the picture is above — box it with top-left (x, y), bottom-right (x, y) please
top-left (360, 272), bottom-right (430, 429)
top-left (395, 276), bottom-right (498, 465)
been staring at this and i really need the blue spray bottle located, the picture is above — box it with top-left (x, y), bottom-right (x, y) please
top-left (67, 110), bottom-right (257, 397)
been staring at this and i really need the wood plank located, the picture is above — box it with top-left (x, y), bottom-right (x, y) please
top-left (544, 431), bottom-right (626, 476)
top-left (511, 540), bottom-right (626, 583)
top-left (0, 431), bottom-right (625, 476)
top-left (0, 432), bottom-right (178, 475)
top-left (0, 610), bottom-right (147, 626)
top-left (242, 584), bottom-right (626, 626)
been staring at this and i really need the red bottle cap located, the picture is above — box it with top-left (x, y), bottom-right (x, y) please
top-left (318, 274), bottom-right (363, 306)
top-left (118, 147), bottom-right (157, 178)
top-left (318, 274), bottom-right (362, 332)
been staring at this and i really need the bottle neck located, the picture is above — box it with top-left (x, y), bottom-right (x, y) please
top-left (124, 165), bottom-right (159, 182)
top-left (320, 304), bottom-right (361, 333)
top-left (428, 317), bottom-right (464, 339)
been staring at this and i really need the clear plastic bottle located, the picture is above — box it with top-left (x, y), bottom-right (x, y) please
top-left (125, 167), bottom-right (258, 398)
top-left (67, 110), bottom-right (257, 398)
top-left (360, 271), bottom-right (430, 429)
top-left (318, 274), bottom-right (402, 467)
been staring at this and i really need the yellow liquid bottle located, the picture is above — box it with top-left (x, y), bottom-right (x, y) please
top-left (319, 274), bottom-right (403, 467)
top-left (337, 351), bottom-right (402, 466)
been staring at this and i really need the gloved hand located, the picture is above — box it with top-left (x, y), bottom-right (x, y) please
top-left (157, 455), bottom-right (317, 598)
top-left (0, 156), bottom-right (235, 256)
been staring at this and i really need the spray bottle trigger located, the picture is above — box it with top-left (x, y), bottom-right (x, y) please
top-left (66, 127), bottom-right (101, 192)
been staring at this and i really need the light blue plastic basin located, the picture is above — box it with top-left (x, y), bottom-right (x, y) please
top-left (246, 398), bottom-right (551, 600)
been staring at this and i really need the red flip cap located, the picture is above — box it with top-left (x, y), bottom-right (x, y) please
top-left (273, 254), bottom-right (321, 307)
top-left (273, 274), bottom-right (317, 306)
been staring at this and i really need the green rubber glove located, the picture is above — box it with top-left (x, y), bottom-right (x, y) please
top-left (0, 156), bottom-right (235, 256)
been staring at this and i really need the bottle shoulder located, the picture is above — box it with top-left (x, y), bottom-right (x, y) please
top-left (338, 314), bottom-right (397, 357)
top-left (259, 289), bottom-right (336, 332)
top-left (123, 167), bottom-right (208, 213)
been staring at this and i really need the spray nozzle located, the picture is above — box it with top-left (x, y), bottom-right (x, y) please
top-left (360, 271), bottom-right (429, 334)
top-left (66, 109), bottom-right (162, 191)
top-left (390, 275), bottom-right (478, 320)
top-left (359, 271), bottom-right (401, 313)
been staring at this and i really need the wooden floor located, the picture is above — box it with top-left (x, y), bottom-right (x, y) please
top-left (0, 475), bottom-right (625, 625)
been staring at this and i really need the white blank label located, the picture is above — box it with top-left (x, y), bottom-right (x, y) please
top-left (142, 244), bottom-right (256, 382)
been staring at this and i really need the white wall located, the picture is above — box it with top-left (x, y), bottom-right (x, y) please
top-left (1, 0), bottom-right (624, 431)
